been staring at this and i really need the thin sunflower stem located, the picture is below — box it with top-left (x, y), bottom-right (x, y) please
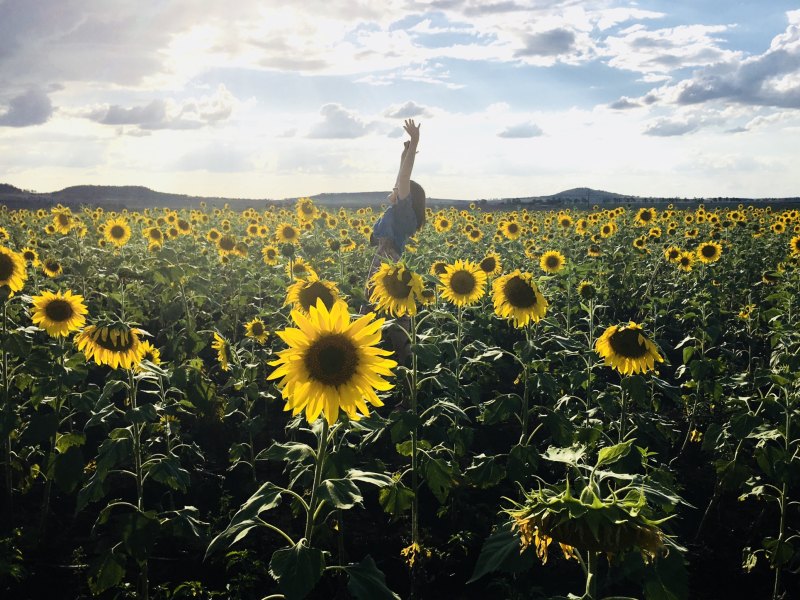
top-left (1, 299), bottom-right (12, 524)
top-left (128, 368), bottom-right (149, 600)
top-left (584, 550), bottom-right (599, 599)
top-left (520, 325), bottom-right (532, 445)
top-left (304, 419), bottom-right (329, 544)
top-left (618, 382), bottom-right (627, 444)
top-left (410, 314), bottom-right (420, 553)
top-left (39, 337), bottom-right (66, 537)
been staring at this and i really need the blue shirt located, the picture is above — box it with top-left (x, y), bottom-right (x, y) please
top-left (371, 192), bottom-right (417, 253)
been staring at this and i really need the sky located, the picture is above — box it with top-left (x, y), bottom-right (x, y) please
top-left (1, 0), bottom-right (800, 201)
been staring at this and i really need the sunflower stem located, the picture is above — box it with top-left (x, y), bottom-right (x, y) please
top-left (618, 384), bottom-right (627, 444)
top-left (584, 550), bottom-right (599, 599)
top-left (410, 314), bottom-right (420, 553)
top-left (39, 338), bottom-right (66, 538)
top-left (520, 325), bottom-right (531, 445)
top-left (128, 368), bottom-right (149, 600)
top-left (304, 419), bottom-right (329, 545)
top-left (1, 299), bottom-right (12, 525)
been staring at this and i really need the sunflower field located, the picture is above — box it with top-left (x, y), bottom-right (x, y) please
top-left (0, 199), bottom-right (799, 600)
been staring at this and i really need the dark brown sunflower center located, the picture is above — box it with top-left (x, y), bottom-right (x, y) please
top-left (92, 328), bottom-right (137, 352)
top-left (303, 333), bottom-right (359, 387)
top-left (282, 226), bottom-right (296, 239)
top-left (150, 229), bottom-right (162, 240)
top-left (433, 262), bottom-right (447, 275)
top-left (680, 256), bottom-right (691, 266)
top-left (449, 270), bottom-right (476, 295)
top-left (219, 236), bottom-right (236, 251)
top-left (0, 253), bottom-right (15, 280)
top-left (639, 211), bottom-right (652, 222)
top-left (469, 230), bottom-right (481, 239)
top-left (44, 260), bottom-right (60, 272)
top-left (250, 322), bottom-right (265, 336)
top-left (383, 269), bottom-right (413, 299)
top-left (57, 214), bottom-right (70, 226)
top-left (700, 245), bottom-right (717, 258)
top-left (178, 219), bottom-right (190, 231)
top-left (440, 219), bottom-right (449, 228)
top-left (503, 276), bottom-right (537, 308)
top-left (44, 299), bottom-right (74, 322)
top-left (668, 249), bottom-right (679, 259)
top-left (480, 257), bottom-right (496, 273)
top-left (110, 225), bottom-right (126, 239)
top-left (299, 281), bottom-right (335, 311)
top-left (545, 255), bottom-right (561, 269)
top-left (507, 223), bottom-right (519, 233)
top-left (560, 219), bottom-right (571, 227)
top-left (23, 251), bottom-right (36, 261)
top-left (608, 328), bottom-right (647, 359)
top-left (209, 231), bottom-right (220, 240)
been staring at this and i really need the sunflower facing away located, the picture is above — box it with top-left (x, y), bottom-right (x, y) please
top-left (211, 332), bottom-right (232, 371)
top-left (285, 275), bottom-right (341, 314)
top-left (438, 260), bottom-right (487, 307)
top-left (267, 299), bottom-right (397, 426)
top-left (540, 250), bottom-right (566, 274)
top-left (30, 289), bottom-right (88, 337)
top-left (595, 321), bottom-right (663, 376)
top-left (244, 318), bottom-right (269, 344)
top-left (370, 263), bottom-right (423, 317)
top-left (0, 246), bottom-right (28, 294)
top-left (492, 270), bottom-right (548, 328)
top-left (696, 241), bottom-right (722, 264)
top-left (104, 218), bottom-right (132, 247)
top-left (75, 322), bottom-right (146, 370)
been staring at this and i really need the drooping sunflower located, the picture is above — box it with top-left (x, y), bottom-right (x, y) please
top-left (276, 222), bottom-right (301, 244)
top-left (369, 263), bottom-right (423, 317)
top-left (438, 260), bottom-right (487, 307)
top-left (286, 275), bottom-right (341, 314)
top-left (267, 299), bottom-right (397, 426)
top-left (0, 246), bottom-right (28, 294)
top-left (595, 321), bottom-right (663, 376)
top-left (492, 270), bottom-right (548, 327)
top-left (30, 289), bottom-right (88, 337)
top-left (244, 318), bottom-right (269, 344)
top-left (75, 322), bottom-right (146, 370)
top-left (211, 332), bottom-right (232, 371)
top-left (41, 258), bottom-right (63, 278)
top-left (540, 250), bottom-right (566, 274)
top-left (479, 252), bottom-right (502, 277)
top-left (104, 218), bottom-right (132, 247)
top-left (696, 241), bottom-right (722, 264)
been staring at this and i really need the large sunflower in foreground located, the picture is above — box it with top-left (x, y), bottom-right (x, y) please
top-left (0, 246), bottom-right (28, 294)
top-left (438, 260), bottom-right (487, 307)
top-left (30, 289), bottom-right (88, 337)
top-left (696, 241), bottom-right (722, 264)
top-left (267, 299), bottom-right (397, 426)
top-left (285, 275), bottom-right (341, 314)
top-left (789, 235), bottom-right (800, 257)
top-left (540, 250), bottom-right (566, 274)
top-left (370, 263), bottom-right (423, 317)
top-left (492, 270), bottom-right (548, 327)
top-left (103, 218), bottom-right (132, 247)
top-left (75, 322), bottom-right (146, 370)
top-left (595, 321), bottom-right (663, 376)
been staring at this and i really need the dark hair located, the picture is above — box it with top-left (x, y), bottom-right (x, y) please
top-left (410, 180), bottom-right (426, 230)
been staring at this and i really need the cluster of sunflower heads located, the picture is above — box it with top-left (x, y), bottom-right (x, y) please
top-left (506, 479), bottom-right (672, 565)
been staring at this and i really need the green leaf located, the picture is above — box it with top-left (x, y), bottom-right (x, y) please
top-left (145, 456), bottom-right (190, 492)
top-left (479, 394), bottom-right (521, 425)
top-left (319, 478), bottom-right (363, 510)
top-left (395, 438), bottom-right (431, 457)
top-left (424, 457), bottom-right (458, 504)
top-left (596, 439), bottom-right (634, 468)
top-left (468, 524), bottom-right (533, 583)
top-left (378, 481), bottom-right (414, 516)
top-left (343, 555), bottom-right (400, 600)
top-left (543, 445), bottom-right (585, 466)
top-left (259, 441), bottom-right (316, 463)
top-left (87, 551), bottom-right (126, 595)
top-left (205, 482), bottom-right (284, 558)
top-left (55, 432), bottom-right (86, 454)
top-left (465, 454), bottom-right (506, 489)
top-left (347, 469), bottom-right (394, 488)
top-left (269, 541), bottom-right (325, 600)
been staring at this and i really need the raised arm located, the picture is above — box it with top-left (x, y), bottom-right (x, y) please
top-left (394, 119), bottom-right (420, 201)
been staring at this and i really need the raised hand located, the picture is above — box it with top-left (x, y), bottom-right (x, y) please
top-left (403, 119), bottom-right (421, 144)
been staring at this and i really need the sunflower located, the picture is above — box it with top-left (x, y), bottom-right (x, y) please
top-left (276, 222), bottom-right (301, 244)
top-left (599, 221), bottom-right (616, 238)
top-left (139, 340), bottom-right (162, 366)
top-left (479, 252), bottom-right (502, 277)
top-left (296, 198), bottom-right (319, 223)
top-left (664, 246), bottom-right (681, 263)
top-left (41, 258), bottom-right (63, 278)
top-left (286, 275), bottom-right (341, 314)
top-left (677, 251), bottom-right (694, 272)
top-left (791, 235), bottom-right (800, 257)
top-left (51, 209), bottom-right (74, 234)
top-left (696, 241), bottom-right (722, 264)
top-left (206, 228), bottom-right (221, 243)
top-left (420, 288), bottom-right (436, 306)
top-left (370, 263), bottom-right (423, 317)
top-left (211, 332), bottom-right (232, 371)
top-left (577, 280), bottom-right (596, 301)
top-left (501, 220), bottom-right (523, 240)
top-left (262, 245), bottom-right (279, 265)
top-left (21, 247), bottom-right (40, 267)
top-left (286, 257), bottom-right (317, 281)
top-left (540, 250), bottom-right (566, 274)
top-left (244, 318), bottom-right (269, 344)
top-left (434, 216), bottom-right (453, 233)
top-left (634, 208), bottom-right (656, 226)
top-left (104, 218), bottom-right (132, 247)
top-left (75, 323), bottom-right (146, 370)
top-left (587, 244), bottom-right (601, 258)
top-left (430, 260), bottom-right (448, 277)
top-left (439, 260), bottom-right (487, 307)
top-left (595, 322), bottom-right (663, 376)
top-left (0, 246), bottom-right (28, 294)
top-left (267, 299), bottom-right (397, 426)
top-left (492, 270), bottom-right (548, 327)
top-left (217, 234), bottom-right (237, 256)
top-left (144, 227), bottom-right (164, 246)
top-left (467, 228), bottom-right (483, 243)
top-left (30, 289), bottom-right (88, 337)
top-left (633, 236), bottom-right (648, 252)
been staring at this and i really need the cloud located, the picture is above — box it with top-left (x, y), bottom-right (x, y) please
top-left (307, 103), bottom-right (376, 138)
top-left (515, 28), bottom-right (576, 57)
top-left (85, 84), bottom-right (236, 131)
top-left (497, 122), bottom-right (543, 138)
top-left (0, 88), bottom-right (54, 127)
top-left (383, 101), bottom-right (432, 118)
top-left (173, 144), bottom-right (252, 172)
top-left (609, 97), bottom-right (640, 110)
top-left (642, 117), bottom-right (699, 137)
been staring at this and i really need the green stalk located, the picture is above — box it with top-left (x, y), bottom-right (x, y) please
top-left (2, 300), bottom-right (11, 523)
top-left (410, 315), bottom-right (420, 551)
top-left (618, 384), bottom-right (627, 444)
top-left (128, 369), bottom-right (149, 600)
top-left (39, 338), bottom-right (66, 536)
top-left (584, 550), bottom-right (598, 599)
top-left (520, 326), bottom-right (532, 444)
top-left (304, 419), bottom-right (329, 544)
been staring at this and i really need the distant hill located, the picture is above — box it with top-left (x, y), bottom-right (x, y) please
top-left (1, 182), bottom-right (798, 210)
